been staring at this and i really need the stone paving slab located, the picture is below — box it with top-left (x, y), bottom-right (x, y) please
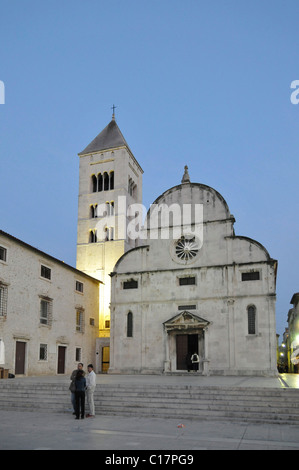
top-left (0, 409), bottom-right (299, 451)
top-left (1, 373), bottom-right (298, 452)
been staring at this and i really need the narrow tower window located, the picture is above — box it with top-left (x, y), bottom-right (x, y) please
top-left (247, 306), bottom-right (256, 335)
top-left (90, 205), bottom-right (96, 218)
top-left (110, 171), bottom-right (114, 190)
top-left (104, 172), bottom-right (109, 191)
top-left (89, 230), bottom-right (97, 243)
top-left (91, 175), bottom-right (97, 193)
top-left (98, 173), bottom-right (103, 192)
top-left (127, 312), bottom-right (133, 337)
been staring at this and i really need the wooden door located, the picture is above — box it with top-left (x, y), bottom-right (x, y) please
top-left (176, 334), bottom-right (199, 370)
top-left (15, 341), bottom-right (26, 375)
top-left (176, 335), bottom-right (188, 370)
top-left (57, 346), bottom-right (66, 374)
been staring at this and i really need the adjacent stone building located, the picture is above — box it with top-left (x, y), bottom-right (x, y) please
top-left (287, 293), bottom-right (299, 373)
top-left (0, 231), bottom-right (100, 376)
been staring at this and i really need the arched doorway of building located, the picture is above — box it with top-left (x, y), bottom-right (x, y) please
top-left (163, 311), bottom-right (210, 374)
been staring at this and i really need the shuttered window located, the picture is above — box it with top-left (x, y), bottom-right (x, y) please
top-left (40, 298), bottom-right (52, 326)
top-left (242, 271), bottom-right (260, 281)
top-left (123, 280), bottom-right (138, 289)
top-left (76, 309), bottom-right (84, 333)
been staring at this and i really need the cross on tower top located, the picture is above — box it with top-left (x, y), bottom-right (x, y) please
top-left (111, 104), bottom-right (117, 120)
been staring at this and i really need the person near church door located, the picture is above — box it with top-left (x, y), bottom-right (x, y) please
top-left (191, 352), bottom-right (199, 371)
top-left (86, 364), bottom-right (96, 417)
top-left (69, 363), bottom-right (85, 414)
top-left (74, 369), bottom-right (86, 419)
top-left (186, 352), bottom-right (192, 372)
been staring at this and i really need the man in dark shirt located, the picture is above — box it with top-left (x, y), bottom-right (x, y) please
top-left (69, 363), bottom-right (85, 414)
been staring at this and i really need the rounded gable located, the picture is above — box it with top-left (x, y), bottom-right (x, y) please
top-left (146, 182), bottom-right (231, 225)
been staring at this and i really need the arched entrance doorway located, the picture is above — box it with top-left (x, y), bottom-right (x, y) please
top-left (163, 311), bottom-right (210, 374)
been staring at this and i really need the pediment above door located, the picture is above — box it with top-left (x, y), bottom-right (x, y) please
top-left (163, 311), bottom-right (210, 332)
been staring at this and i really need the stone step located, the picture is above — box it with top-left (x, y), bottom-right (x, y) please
top-left (0, 386), bottom-right (297, 404)
top-left (1, 391), bottom-right (297, 409)
top-left (0, 381), bottom-right (298, 424)
top-left (1, 395), bottom-right (298, 423)
top-left (0, 381), bottom-right (297, 394)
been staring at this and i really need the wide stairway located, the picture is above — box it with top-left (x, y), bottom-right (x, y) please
top-left (0, 379), bottom-right (299, 424)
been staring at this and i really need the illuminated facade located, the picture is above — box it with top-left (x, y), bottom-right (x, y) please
top-left (109, 174), bottom-right (278, 376)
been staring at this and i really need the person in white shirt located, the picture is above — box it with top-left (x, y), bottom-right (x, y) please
top-left (86, 363), bottom-right (96, 417)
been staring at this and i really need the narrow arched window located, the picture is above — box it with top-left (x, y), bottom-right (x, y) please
top-left (127, 312), bottom-right (133, 337)
top-left (89, 230), bottom-right (97, 243)
top-left (98, 173), bottom-right (103, 192)
top-left (110, 171), bottom-right (114, 190)
top-left (110, 201), bottom-right (114, 216)
top-left (247, 306), bottom-right (256, 335)
top-left (103, 172), bottom-right (109, 191)
top-left (90, 205), bottom-right (95, 218)
top-left (91, 175), bottom-right (97, 193)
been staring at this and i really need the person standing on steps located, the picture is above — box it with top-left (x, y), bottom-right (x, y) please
top-left (69, 363), bottom-right (85, 414)
top-left (74, 369), bottom-right (86, 419)
top-left (191, 352), bottom-right (200, 371)
top-left (86, 364), bottom-right (96, 418)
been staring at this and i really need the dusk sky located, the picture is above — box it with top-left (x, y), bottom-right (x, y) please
top-left (0, 1), bottom-right (298, 338)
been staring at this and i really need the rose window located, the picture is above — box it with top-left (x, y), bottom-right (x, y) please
top-left (175, 237), bottom-right (199, 261)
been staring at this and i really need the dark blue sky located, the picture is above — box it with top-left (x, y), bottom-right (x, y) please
top-left (0, 0), bottom-right (298, 337)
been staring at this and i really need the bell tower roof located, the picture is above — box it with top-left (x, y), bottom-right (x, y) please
top-left (78, 118), bottom-right (131, 156)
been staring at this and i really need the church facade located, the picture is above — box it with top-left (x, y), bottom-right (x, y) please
top-left (0, 116), bottom-right (278, 377)
top-left (77, 117), bottom-right (278, 377)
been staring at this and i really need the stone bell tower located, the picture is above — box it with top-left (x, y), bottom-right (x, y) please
top-left (76, 112), bottom-right (143, 367)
